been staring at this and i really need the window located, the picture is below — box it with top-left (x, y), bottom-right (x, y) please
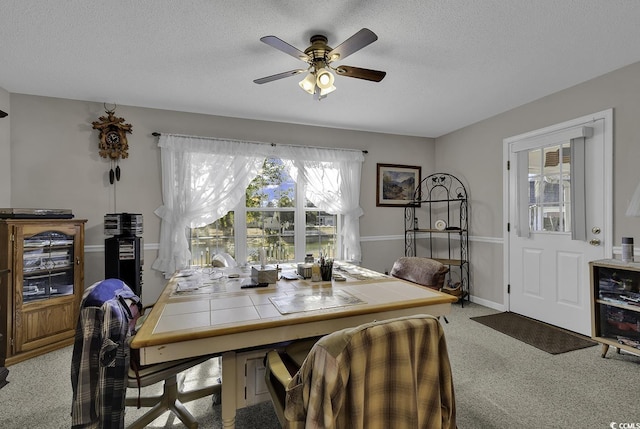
top-left (189, 158), bottom-right (338, 266)
top-left (527, 144), bottom-right (571, 232)
top-left (305, 205), bottom-right (337, 260)
top-left (153, 134), bottom-right (363, 275)
top-left (190, 213), bottom-right (235, 266)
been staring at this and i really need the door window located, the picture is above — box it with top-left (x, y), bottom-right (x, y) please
top-left (528, 143), bottom-right (571, 233)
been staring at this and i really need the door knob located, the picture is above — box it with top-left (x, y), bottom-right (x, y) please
top-left (589, 239), bottom-right (601, 246)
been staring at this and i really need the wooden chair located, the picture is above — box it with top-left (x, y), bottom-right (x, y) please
top-left (126, 354), bottom-right (221, 429)
top-left (264, 315), bottom-right (456, 429)
top-left (70, 279), bottom-right (220, 429)
top-left (125, 303), bottom-right (221, 429)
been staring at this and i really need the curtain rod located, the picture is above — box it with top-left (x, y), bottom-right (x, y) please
top-left (151, 132), bottom-right (368, 154)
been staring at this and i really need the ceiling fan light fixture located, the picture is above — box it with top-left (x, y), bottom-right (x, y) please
top-left (257, 29), bottom-right (384, 99)
top-left (299, 73), bottom-right (316, 94)
top-left (319, 84), bottom-right (336, 97)
top-left (316, 68), bottom-right (335, 89)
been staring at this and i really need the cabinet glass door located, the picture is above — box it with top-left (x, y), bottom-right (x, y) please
top-left (22, 231), bottom-right (75, 302)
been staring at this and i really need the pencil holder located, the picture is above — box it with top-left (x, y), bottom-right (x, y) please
top-left (321, 264), bottom-right (333, 281)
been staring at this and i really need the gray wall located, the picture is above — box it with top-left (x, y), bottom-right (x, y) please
top-left (7, 94), bottom-right (434, 303)
top-left (436, 60), bottom-right (640, 308)
top-left (5, 60), bottom-right (640, 307)
top-left (0, 87), bottom-right (9, 206)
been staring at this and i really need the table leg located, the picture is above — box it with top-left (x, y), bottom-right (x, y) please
top-left (600, 343), bottom-right (609, 358)
top-left (221, 351), bottom-right (237, 429)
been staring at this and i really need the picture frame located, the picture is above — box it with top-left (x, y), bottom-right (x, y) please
top-left (376, 163), bottom-right (422, 207)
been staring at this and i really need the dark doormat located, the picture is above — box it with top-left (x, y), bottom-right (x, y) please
top-left (470, 312), bottom-right (597, 354)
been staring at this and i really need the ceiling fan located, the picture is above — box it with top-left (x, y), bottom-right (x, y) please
top-left (253, 28), bottom-right (386, 100)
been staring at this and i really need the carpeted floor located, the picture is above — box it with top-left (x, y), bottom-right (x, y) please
top-left (4, 302), bottom-right (640, 428)
top-left (470, 311), bottom-right (597, 354)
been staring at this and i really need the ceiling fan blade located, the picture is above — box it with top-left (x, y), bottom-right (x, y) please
top-left (253, 69), bottom-right (307, 84)
top-left (335, 66), bottom-right (386, 82)
top-left (327, 28), bottom-right (378, 61)
top-left (260, 36), bottom-right (310, 62)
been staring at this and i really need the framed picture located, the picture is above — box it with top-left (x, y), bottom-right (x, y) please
top-left (376, 163), bottom-right (421, 207)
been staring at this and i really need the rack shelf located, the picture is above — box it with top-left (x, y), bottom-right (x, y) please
top-left (404, 173), bottom-right (469, 304)
top-left (409, 228), bottom-right (465, 233)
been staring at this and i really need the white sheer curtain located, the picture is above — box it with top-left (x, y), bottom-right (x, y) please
top-left (152, 134), bottom-right (365, 274)
top-left (152, 135), bottom-right (272, 274)
top-left (570, 137), bottom-right (586, 241)
top-left (282, 146), bottom-right (365, 262)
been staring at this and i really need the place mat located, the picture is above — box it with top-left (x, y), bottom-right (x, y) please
top-left (470, 312), bottom-right (597, 355)
top-left (270, 290), bottom-right (364, 314)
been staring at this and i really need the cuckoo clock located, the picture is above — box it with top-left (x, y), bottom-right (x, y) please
top-left (92, 105), bottom-right (132, 184)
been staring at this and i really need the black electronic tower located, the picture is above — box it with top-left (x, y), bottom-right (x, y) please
top-left (104, 213), bottom-right (143, 298)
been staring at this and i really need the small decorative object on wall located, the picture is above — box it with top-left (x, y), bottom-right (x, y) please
top-left (92, 103), bottom-right (132, 184)
top-left (376, 163), bottom-right (421, 207)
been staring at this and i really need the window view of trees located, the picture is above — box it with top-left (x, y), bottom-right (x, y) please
top-left (305, 208), bottom-right (337, 260)
top-left (190, 212), bottom-right (234, 266)
top-left (190, 158), bottom-right (337, 266)
top-left (246, 158), bottom-right (295, 263)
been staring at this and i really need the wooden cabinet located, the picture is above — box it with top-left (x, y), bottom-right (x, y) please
top-left (404, 173), bottom-right (469, 304)
top-left (0, 219), bottom-right (86, 366)
top-left (590, 259), bottom-right (640, 358)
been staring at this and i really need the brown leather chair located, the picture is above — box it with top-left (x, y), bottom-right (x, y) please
top-left (390, 256), bottom-right (449, 290)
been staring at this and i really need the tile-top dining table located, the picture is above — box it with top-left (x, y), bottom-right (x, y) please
top-left (131, 262), bottom-right (457, 428)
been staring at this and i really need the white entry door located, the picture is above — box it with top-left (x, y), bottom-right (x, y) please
top-left (505, 110), bottom-right (612, 336)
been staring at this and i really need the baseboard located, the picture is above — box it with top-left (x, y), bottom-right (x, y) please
top-left (467, 295), bottom-right (506, 312)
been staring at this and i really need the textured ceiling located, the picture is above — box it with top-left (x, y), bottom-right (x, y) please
top-left (2, 1), bottom-right (640, 138)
